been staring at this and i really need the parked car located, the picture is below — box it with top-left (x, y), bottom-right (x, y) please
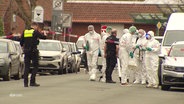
top-left (158, 13), bottom-right (184, 85)
top-left (14, 41), bottom-right (24, 78)
top-left (61, 41), bottom-right (72, 73)
top-left (68, 42), bottom-right (81, 73)
top-left (62, 42), bottom-right (81, 73)
top-left (37, 39), bottom-right (67, 75)
top-left (0, 39), bottom-right (21, 81)
top-left (160, 41), bottom-right (184, 90)
top-left (76, 36), bottom-right (88, 69)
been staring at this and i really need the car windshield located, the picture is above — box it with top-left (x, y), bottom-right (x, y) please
top-left (169, 44), bottom-right (184, 57)
top-left (62, 43), bottom-right (70, 51)
top-left (0, 42), bottom-right (8, 53)
top-left (163, 30), bottom-right (184, 46)
top-left (38, 41), bottom-right (61, 51)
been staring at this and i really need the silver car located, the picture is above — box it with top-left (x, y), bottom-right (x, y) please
top-left (68, 42), bottom-right (81, 73)
top-left (14, 41), bottom-right (24, 78)
top-left (0, 39), bottom-right (21, 81)
top-left (161, 41), bottom-right (184, 90)
top-left (37, 39), bottom-right (67, 75)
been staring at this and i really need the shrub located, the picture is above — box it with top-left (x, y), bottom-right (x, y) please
top-left (0, 17), bottom-right (4, 36)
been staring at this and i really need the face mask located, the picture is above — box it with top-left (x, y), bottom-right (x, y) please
top-left (89, 31), bottom-right (94, 34)
top-left (138, 33), bottom-right (142, 38)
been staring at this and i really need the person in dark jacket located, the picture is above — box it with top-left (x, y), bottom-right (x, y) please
top-left (20, 22), bottom-right (47, 87)
top-left (104, 29), bottom-right (119, 83)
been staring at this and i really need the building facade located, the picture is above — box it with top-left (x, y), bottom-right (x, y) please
top-left (2, 1), bottom-right (180, 42)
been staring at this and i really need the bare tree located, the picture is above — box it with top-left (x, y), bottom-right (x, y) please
top-left (14, 0), bottom-right (38, 28)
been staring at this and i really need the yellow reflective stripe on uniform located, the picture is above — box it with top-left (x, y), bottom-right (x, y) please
top-left (24, 29), bottom-right (34, 37)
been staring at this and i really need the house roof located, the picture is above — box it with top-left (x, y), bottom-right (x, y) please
top-left (63, 2), bottom-right (162, 23)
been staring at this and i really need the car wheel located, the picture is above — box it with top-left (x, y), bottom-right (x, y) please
top-left (77, 63), bottom-right (80, 72)
top-left (161, 85), bottom-right (170, 91)
top-left (21, 64), bottom-right (24, 78)
top-left (58, 67), bottom-right (63, 75)
top-left (67, 62), bottom-right (73, 73)
top-left (14, 70), bottom-right (21, 80)
top-left (14, 64), bottom-right (21, 80)
top-left (3, 66), bottom-right (11, 81)
top-left (50, 71), bottom-right (57, 75)
top-left (158, 58), bottom-right (163, 86)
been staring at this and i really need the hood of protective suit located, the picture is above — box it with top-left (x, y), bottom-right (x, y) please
top-left (147, 31), bottom-right (155, 40)
top-left (123, 29), bottom-right (129, 34)
top-left (129, 26), bottom-right (137, 34)
top-left (106, 26), bottom-right (112, 33)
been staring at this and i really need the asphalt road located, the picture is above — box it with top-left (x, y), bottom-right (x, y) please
top-left (0, 69), bottom-right (184, 104)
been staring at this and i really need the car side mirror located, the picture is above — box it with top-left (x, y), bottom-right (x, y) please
top-left (77, 51), bottom-right (81, 54)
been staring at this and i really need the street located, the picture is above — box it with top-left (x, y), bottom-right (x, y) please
top-left (0, 69), bottom-right (184, 104)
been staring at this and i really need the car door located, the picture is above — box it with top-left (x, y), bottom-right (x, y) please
top-left (8, 41), bottom-right (20, 74)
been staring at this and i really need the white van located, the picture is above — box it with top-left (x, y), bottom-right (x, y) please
top-left (160, 13), bottom-right (184, 55)
top-left (158, 13), bottom-right (184, 85)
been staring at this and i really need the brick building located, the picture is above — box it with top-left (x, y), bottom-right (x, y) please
top-left (1, 1), bottom-right (182, 42)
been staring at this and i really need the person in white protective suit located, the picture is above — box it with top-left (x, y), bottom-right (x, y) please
top-left (118, 28), bottom-right (129, 82)
top-left (83, 25), bottom-right (101, 81)
top-left (99, 26), bottom-right (112, 82)
top-left (119, 26), bottom-right (137, 85)
top-left (144, 31), bottom-right (160, 88)
top-left (133, 29), bottom-right (148, 84)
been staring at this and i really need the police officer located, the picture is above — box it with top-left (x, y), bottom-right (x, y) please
top-left (104, 29), bottom-right (119, 83)
top-left (20, 22), bottom-right (47, 87)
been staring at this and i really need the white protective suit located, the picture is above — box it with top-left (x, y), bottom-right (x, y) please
top-left (119, 32), bottom-right (134, 84)
top-left (84, 30), bottom-right (101, 81)
top-left (144, 31), bottom-right (160, 87)
top-left (118, 29), bottom-right (129, 77)
top-left (134, 31), bottom-right (148, 84)
top-left (100, 32), bottom-right (111, 82)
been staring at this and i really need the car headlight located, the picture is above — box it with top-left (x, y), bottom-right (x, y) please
top-left (53, 55), bottom-right (61, 60)
top-left (0, 59), bottom-right (5, 64)
top-left (163, 65), bottom-right (175, 71)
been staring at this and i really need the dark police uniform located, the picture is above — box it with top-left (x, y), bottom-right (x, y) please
top-left (20, 28), bottom-right (46, 87)
top-left (105, 35), bottom-right (119, 83)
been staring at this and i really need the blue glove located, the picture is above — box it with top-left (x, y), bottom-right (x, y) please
top-left (129, 52), bottom-right (134, 58)
top-left (146, 47), bottom-right (152, 51)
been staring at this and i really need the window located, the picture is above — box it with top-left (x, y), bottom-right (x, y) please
top-left (0, 42), bottom-right (8, 53)
top-left (163, 30), bottom-right (184, 46)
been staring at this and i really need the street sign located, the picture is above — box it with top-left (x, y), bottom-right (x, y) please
top-left (53, 0), bottom-right (63, 10)
top-left (157, 22), bottom-right (162, 29)
top-left (33, 6), bottom-right (44, 23)
top-left (62, 13), bottom-right (72, 27)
